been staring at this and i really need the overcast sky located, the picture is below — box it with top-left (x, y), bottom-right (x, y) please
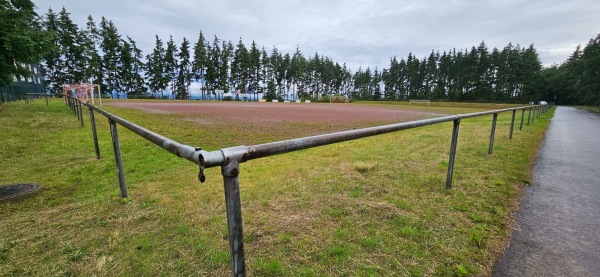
top-left (35, 0), bottom-right (600, 71)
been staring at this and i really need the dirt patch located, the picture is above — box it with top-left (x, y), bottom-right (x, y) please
top-left (109, 101), bottom-right (443, 125)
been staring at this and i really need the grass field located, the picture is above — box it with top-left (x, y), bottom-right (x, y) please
top-left (575, 105), bottom-right (600, 114)
top-left (0, 99), bottom-right (553, 276)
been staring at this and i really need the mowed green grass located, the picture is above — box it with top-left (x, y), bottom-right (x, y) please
top-left (0, 99), bottom-right (553, 276)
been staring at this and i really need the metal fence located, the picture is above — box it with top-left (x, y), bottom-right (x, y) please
top-left (59, 96), bottom-right (553, 277)
top-left (0, 83), bottom-right (45, 103)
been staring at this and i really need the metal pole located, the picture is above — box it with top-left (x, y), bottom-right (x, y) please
top-left (221, 160), bottom-right (247, 277)
top-left (488, 113), bottom-right (498, 154)
top-left (446, 119), bottom-right (461, 189)
top-left (45, 94), bottom-right (49, 106)
top-left (76, 100), bottom-right (80, 121)
top-left (527, 107), bottom-right (532, 126)
top-left (89, 107), bottom-right (100, 160)
top-left (519, 108), bottom-right (525, 130)
top-left (109, 119), bottom-right (128, 198)
top-left (78, 101), bottom-right (84, 127)
top-left (509, 109), bottom-right (516, 139)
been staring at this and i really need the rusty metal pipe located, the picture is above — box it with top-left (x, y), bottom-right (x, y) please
top-left (85, 103), bottom-right (202, 165)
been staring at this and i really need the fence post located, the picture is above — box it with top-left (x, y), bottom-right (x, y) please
top-left (488, 113), bottom-right (498, 154)
top-left (45, 94), bottom-right (49, 106)
top-left (446, 118), bottom-right (461, 189)
top-left (220, 147), bottom-right (248, 277)
top-left (222, 162), bottom-right (247, 277)
top-left (78, 101), bottom-right (84, 127)
top-left (527, 107), bottom-right (532, 126)
top-left (519, 108), bottom-right (525, 130)
top-left (88, 106), bottom-right (101, 160)
top-left (509, 109), bottom-right (516, 139)
top-left (109, 119), bottom-right (128, 198)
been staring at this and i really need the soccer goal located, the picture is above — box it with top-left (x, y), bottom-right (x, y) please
top-left (62, 83), bottom-right (102, 106)
top-left (408, 99), bottom-right (431, 106)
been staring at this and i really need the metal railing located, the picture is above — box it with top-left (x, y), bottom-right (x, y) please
top-left (25, 93), bottom-right (51, 105)
top-left (62, 96), bottom-right (553, 277)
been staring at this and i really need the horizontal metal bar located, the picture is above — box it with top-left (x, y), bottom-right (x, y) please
top-left (84, 103), bottom-right (203, 165)
top-left (247, 115), bottom-right (459, 160)
top-left (457, 107), bottom-right (529, 119)
top-left (199, 106), bottom-right (538, 168)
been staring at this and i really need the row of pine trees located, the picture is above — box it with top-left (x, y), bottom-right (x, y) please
top-left (541, 34), bottom-right (600, 106)
top-left (41, 7), bottom-right (546, 102)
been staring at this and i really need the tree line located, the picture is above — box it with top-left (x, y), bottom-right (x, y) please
top-left (39, 7), bottom-right (550, 102)
top-left (3, 1), bottom-right (598, 106)
top-left (539, 34), bottom-right (600, 106)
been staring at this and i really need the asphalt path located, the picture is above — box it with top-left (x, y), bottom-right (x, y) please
top-left (494, 106), bottom-right (600, 276)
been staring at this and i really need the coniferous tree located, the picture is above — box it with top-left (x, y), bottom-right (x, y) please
top-left (100, 17), bottom-right (121, 97)
top-left (219, 40), bottom-right (233, 92)
top-left (118, 36), bottom-right (145, 97)
top-left (175, 37), bottom-right (191, 99)
top-left (145, 35), bottom-right (167, 98)
top-left (248, 41), bottom-right (261, 99)
top-left (231, 38), bottom-right (249, 94)
top-left (164, 35), bottom-right (178, 98)
top-left (57, 8), bottom-right (86, 84)
top-left (290, 47), bottom-right (306, 100)
top-left (204, 36), bottom-right (220, 94)
top-left (259, 47), bottom-right (269, 94)
top-left (83, 15), bottom-right (102, 92)
top-left (192, 31), bottom-right (208, 99)
top-left (42, 8), bottom-right (61, 93)
top-left (118, 38), bottom-right (132, 97)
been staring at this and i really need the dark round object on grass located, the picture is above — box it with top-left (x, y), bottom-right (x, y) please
top-left (0, 183), bottom-right (43, 203)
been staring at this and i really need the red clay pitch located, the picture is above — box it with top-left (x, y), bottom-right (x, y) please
top-left (109, 101), bottom-right (443, 125)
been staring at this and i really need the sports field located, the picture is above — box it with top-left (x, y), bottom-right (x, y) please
top-left (0, 99), bottom-right (552, 276)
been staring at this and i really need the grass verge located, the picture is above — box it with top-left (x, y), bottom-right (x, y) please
top-left (575, 105), bottom-right (600, 114)
top-left (0, 99), bottom-right (553, 276)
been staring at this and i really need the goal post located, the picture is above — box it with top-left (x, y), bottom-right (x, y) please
top-left (409, 99), bottom-right (431, 106)
top-left (62, 83), bottom-right (102, 106)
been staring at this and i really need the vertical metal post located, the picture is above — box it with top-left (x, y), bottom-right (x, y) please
top-left (519, 108), bottom-right (525, 130)
top-left (527, 107), bottom-right (532, 126)
top-left (109, 119), bottom-right (128, 198)
top-left (45, 94), bottom-right (49, 106)
top-left (89, 107), bottom-right (101, 160)
top-left (78, 101), bottom-right (84, 127)
top-left (446, 118), bottom-right (461, 189)
top-left (221, 160), bottom-right (247, 277)
top-left (76, 100), bottom-right (80, 122)
top-left (488, 113), bottom-right (498, 154)
top-left (509, 109), bottom-right (516, 139)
